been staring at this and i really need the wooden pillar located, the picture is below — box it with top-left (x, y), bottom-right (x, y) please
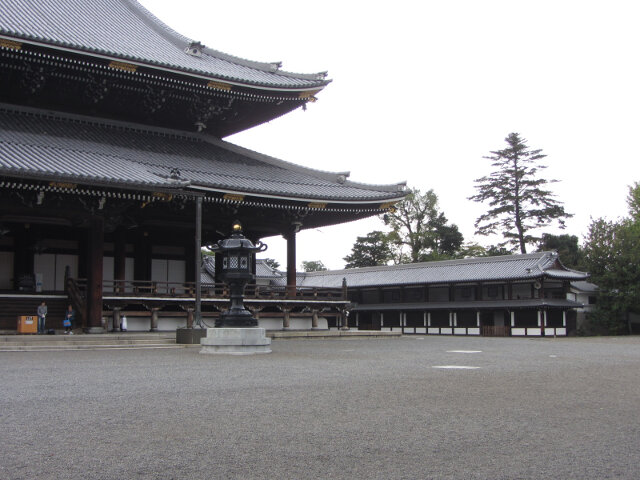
top-left (150, 307), bottom-right (160, 332)
top-left (134, 230), bottom-right (151, 282)
top-left (85, 217), bottom-right (104, 333)
top-left (286, 231), bottom-right (296, 299)
top-left (184, 237), bottom-right (195, 285)
top-left (194, 196), bottom-right (202, 327)
top-left (114, 228), bottom-right (126, 293)
top-left (186, 308), bottom-right (194, 328)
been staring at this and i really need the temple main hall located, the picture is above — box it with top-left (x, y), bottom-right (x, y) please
top-left (0, 0), bottom-right (406, 332)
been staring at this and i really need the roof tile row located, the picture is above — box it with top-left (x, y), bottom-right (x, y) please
top-left (295, 252), bottom-right (588, 288)
top-left (0, 106), bottom-right (404, 203)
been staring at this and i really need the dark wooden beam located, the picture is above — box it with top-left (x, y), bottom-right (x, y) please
top-left (286, 230), bottom-right (296, 299)
top-left (84, 217), bottom-right (104, 333)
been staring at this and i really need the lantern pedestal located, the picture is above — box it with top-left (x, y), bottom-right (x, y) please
top-left (200, 327), bottom-right (271, 355)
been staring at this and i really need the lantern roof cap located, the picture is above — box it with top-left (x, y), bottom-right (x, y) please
top-left (210, 232), bottom-right (267, 253)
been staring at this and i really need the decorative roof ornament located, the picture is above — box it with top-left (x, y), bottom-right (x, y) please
top-left (185, 41), bottom-right (204, 57)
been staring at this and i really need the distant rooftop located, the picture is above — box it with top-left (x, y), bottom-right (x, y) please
top-left (293, 252), bottom-right (589, 289)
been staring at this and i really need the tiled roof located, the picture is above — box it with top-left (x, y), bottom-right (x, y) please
top-left (351, 298), bottom-right (584, 311)
top-left (0, 105), bottom-right (405, 203)
top-left (0, 0), bottom-right (329, 89)
top-left (571, 281), bottom-right (599, 293)
top-left (295, 252), bottom-right (588, 288)
top-left (255, 260), bottom-right (283, 279)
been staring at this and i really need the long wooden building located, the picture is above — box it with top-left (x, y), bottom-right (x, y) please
top-left (283, 252), bottom-right (589, 337)
top-left (0, 0), bottom-right (406, 332)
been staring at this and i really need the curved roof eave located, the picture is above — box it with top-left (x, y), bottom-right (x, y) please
top-left (199, 134), bottom-right (407, 197)
top-left (0, 0), bottom-right (331, 91)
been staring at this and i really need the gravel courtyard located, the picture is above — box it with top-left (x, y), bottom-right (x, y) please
top-left (1, 335), bottom-right (639, 479)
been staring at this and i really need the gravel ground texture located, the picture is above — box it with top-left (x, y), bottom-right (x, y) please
top-left (1, 335), bottom-right (640, 480)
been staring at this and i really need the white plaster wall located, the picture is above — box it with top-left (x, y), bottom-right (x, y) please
top-left (55, 254), bottom-right (78, 290)
top-left (33, 254), bottom-right (55, 291)
top-left (110, 315), bottom-right (329, 332)
top-left (33, 253), bottom-right (78, 291)
top-left (151, 259), bottom-right (186, 294)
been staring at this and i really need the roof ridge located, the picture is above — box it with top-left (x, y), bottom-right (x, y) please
top-left (125, 0), bottom-right (330, 81)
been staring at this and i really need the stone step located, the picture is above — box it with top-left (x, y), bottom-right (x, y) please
top-left (0, 332), bottom-right (178, 351)
top-left (0, 333), bottom-right (173, 342)
top-left (1, 338), bottom-right (176, 346)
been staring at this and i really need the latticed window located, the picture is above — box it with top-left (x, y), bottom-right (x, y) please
top-left (240, 257), bottom-right (248, 269)
top-left (229, 256), bottom-right (239, 269)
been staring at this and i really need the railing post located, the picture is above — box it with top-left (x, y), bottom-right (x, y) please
top-left (150, 307), bottom-right (160, 332)
top-left (112, 307), bottom-right (121, 332)
top-left (282, 307), bottom-right (291, 330)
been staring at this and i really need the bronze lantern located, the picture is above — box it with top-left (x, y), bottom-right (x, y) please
top-left (208, 222), bottom-right (267, 327)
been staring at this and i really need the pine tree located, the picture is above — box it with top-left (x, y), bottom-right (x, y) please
top-left (343, 231), bottom-right (393, 268)
top-left (469, 133), bottom-right (571, 253)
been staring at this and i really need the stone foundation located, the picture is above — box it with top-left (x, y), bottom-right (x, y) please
top-left (200, 327), bottom-right (271, 355)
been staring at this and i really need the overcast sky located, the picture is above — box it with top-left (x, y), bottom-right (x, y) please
top-left (140, 0), bottom-right (640, 270)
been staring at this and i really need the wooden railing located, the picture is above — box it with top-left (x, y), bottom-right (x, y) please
top-left (86, 279), bottom-right (344, 301)
top-left (65, 277), bottom-right (87, 326)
